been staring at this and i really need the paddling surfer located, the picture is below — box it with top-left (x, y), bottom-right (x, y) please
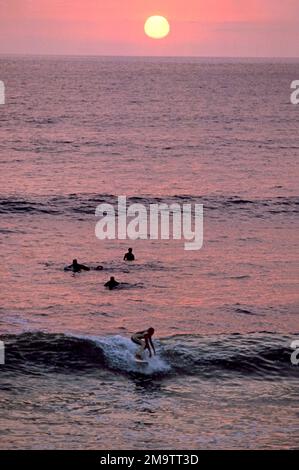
top-left (104, 276), bottom-right (120, 290)
top-left (65, 259), bottom-right (90, 273)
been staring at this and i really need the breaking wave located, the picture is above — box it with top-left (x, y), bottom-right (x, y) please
top-left (2, 332), bottom-right (298, 379)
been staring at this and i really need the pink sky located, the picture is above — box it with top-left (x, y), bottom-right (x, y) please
top-left (1, 0), bottom-right (298, 57)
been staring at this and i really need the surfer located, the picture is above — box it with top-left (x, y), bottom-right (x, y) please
top-left (131, 328), bottom-right (156, 360)
top-left (124, 248), bottom-right (135, 261)
top-left (64, 259), bottom-right (90, 273)
top-left (104, 276), bottom-right (120, 290)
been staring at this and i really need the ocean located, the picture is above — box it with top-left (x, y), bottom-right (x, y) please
top-left (0, 56), bottom-right (298, 449)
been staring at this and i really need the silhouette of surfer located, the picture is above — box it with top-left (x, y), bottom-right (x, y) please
top-left (64, 259), bottom-right (90, 273)
top-left (131, 328), bottom-right (156, 360)
top-left (124, 248), bottom-right (135, 261)
top-left (104, 276), bottom-right (120, 290)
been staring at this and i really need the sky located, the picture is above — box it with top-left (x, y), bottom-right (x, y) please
top-left (0, 0), bottom-right (298, 57)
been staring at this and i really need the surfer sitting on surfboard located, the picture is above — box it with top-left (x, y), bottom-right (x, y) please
top-left (124, 248), bottom-right (135, 261)
top-left (131, 328), bottom-right (156, 360)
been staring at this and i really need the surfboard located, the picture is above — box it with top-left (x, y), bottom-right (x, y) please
top-left (135, 358), bottom-right (148, 365)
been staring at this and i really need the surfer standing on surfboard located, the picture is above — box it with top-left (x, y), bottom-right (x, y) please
top-left (131, 328), bottom-right (156, 360)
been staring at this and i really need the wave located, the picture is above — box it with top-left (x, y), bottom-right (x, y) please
top-left (0, 194), bottom-right (298, 218)
top-left (1, 332), bottom-right (298, 380)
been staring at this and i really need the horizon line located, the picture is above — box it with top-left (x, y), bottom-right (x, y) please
top-left (0, 52), bottom-right (299, 60)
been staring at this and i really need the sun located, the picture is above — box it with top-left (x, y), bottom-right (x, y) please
top-left (144, 16), bottom-right (170, 40)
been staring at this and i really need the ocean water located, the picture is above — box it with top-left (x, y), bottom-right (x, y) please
top-left (0, 56), bottom-right (298, 450)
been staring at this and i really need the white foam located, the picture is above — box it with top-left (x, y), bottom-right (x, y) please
top-left (75, 333), bottom-right (171, 375)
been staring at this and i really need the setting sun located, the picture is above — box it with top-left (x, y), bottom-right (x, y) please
top-left (144, 16), bottom-right (170, 40)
